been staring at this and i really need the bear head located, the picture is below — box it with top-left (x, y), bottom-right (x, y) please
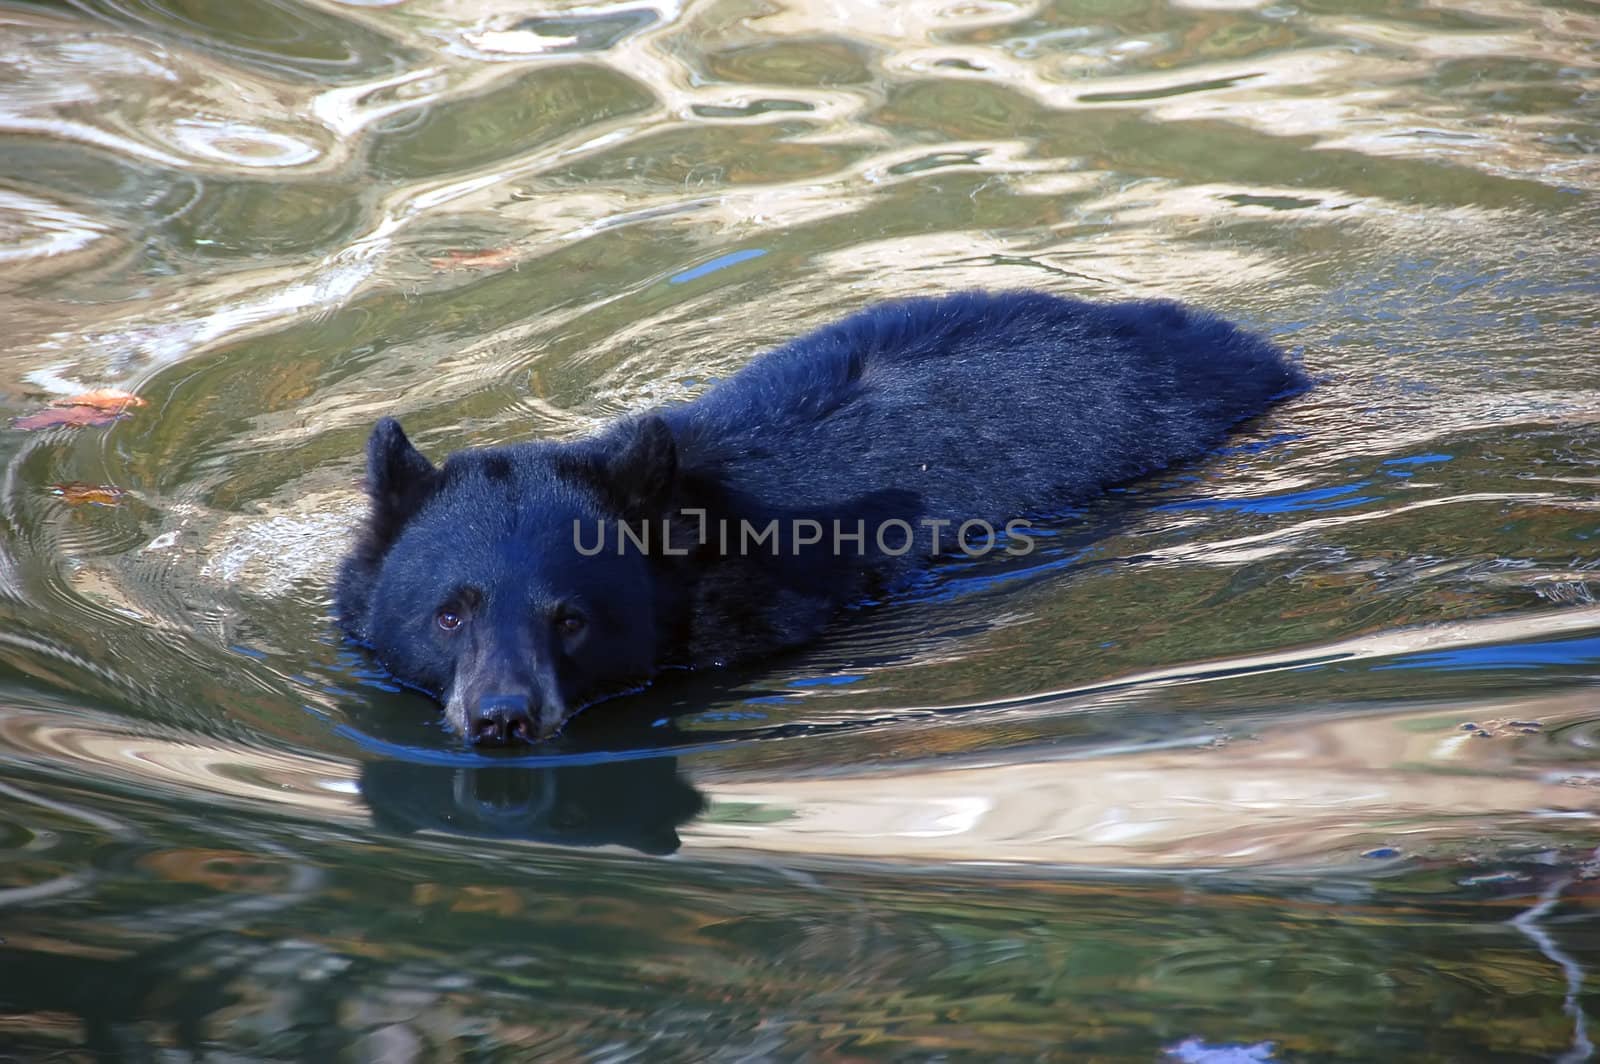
top-left (335, 416), bottom-right (679, 745)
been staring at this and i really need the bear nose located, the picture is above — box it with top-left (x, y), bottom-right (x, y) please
top-left (471, 696), bottom-right (536, 746)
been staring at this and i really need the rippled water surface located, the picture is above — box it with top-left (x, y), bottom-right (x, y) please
top-left (2, 0), bottom-right (1599, 1058)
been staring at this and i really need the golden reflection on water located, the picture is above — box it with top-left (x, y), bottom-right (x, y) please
top-left (2, 0), bottom-right (1595, 391)
top-left (5, 603), bottom-right (1597, 871)
top-left (688, 689), bottom-right (1600, 868)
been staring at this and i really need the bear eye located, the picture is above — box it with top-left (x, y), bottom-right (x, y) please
top-left (555, 613), bottom-right (586, 637)
top-left (436, 609), bottom-right (464, 632)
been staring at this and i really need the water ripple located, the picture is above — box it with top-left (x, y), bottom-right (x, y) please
top-left (0, 0), bottom-right (1596, 876)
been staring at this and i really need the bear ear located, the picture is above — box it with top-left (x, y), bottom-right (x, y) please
top-left (599, 415), bottom-right (677, 517)
top-left (364, 417), bottom-right (439, 533)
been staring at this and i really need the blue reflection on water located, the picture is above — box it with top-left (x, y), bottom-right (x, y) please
top-left (669, 248), bottom-right (767, 284)
top-left (1381, 453), bottom-right (1453, 466)
top-left (1157, 482), bottom-right (1379, 514)
top-left (1374, 634), bottom-right (1600, 672)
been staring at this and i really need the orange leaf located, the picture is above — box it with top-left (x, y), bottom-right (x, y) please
top-left (53, 389), bottom-right (146, 412)
top-left (13, 406), bottom-right (129, 430)
top-left (50, 482), bottom-right (128, 506)
top-left (428, 247), bottom-right (520, 270)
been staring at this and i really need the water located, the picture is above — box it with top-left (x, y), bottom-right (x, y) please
top-left (1, 0), bottom-right (1598, 1058)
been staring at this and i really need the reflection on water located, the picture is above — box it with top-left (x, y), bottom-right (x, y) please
top-left (362, 757), bottom-right (704, 855)
top-left (4, 758), bottom-right (1600, 1060)
top-left (1, 0), bottom-right (1598, 1056)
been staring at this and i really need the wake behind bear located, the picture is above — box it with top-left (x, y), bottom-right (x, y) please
top-left (336, 290), bottom-right (1307, 745)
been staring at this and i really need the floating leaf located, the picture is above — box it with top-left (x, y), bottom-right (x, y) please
top-left (13, 406), bottom-right (129, 430)
top-left (12, 388), bottom-right (145, 430)
top-left (429, 247), bottom-right (520, 270)
top-left (53, 389), bottom-right (147, 412)
top-left (49, 482), bottom-right (129, 506)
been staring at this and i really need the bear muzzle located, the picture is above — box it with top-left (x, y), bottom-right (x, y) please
top-left (471, 695), bottom-right (535, 745)
top-left (464, 694), bottom-right (576, 742)
top-left (466, 693), bottom-right (570, 746)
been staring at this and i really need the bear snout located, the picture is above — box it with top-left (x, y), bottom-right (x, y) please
top-left (470, 694), bottom-right (546, 746)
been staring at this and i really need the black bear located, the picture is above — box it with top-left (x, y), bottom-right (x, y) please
top-left (336, 290), bottom-right (1306, 745)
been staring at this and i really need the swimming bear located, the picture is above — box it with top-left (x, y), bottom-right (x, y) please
top-left (335, 290), bottom-right (1305, 744)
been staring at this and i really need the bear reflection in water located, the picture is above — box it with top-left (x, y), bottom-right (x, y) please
top-left (359, 756), bottom-right (705, 856)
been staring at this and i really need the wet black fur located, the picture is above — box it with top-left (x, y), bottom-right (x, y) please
top-left (335, 290), bottom-right (1306, 737)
